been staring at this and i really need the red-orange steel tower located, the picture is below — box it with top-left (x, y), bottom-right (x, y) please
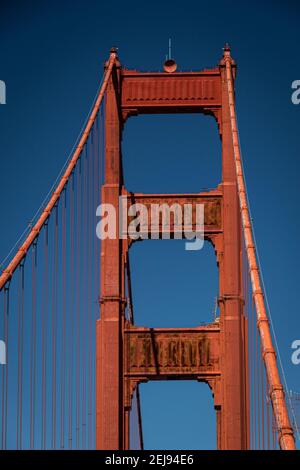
top-left (95, 47), bottom-right (295, 450)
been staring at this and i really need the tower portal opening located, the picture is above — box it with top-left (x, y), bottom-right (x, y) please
top-left (139, 381), bottom-right (216, 450)
top-left (123, 113), bottom-right (221, 194)
top-left (129, 239), bottom-right (218, 327)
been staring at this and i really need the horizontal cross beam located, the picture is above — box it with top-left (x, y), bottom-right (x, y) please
top-left (124, 324), bottom-right (220, 380)
top-left (121, 69), bottom-right (221, 119)
top-left (122, 190), bottom-right (223, 239)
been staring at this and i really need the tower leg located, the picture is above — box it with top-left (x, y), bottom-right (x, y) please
top-left (217, 65), bottom-right (249, 449)
top-left (96, 71), bottom-right (126, 449)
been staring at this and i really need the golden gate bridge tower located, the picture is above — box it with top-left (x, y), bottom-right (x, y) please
top-left (0, 46), bottom-right (296, 450)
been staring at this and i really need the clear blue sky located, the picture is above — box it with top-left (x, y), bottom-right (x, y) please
top-left (0, 0), bottom-right (299, 449)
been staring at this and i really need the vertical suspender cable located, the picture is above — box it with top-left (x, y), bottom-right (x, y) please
top-left (1, 292), bottom-right (4, 449)
top-left (272, 413), bottom-right (277, 449)
top-left (262, 350), bottom-right (265, 449)
top-left (5, 285), bottom-right (9, 450)
top-left (266, 395), bottom-right (271, 450)
top-left (253, 298), bottom-right (257, 448)
top-left (93, 110), bottom-right (101, 448)
top-left (68, 172), bottom-right (75, 449)
top-left (81, 144), bottom-right (88, 449)
top-left (51, 204), bottom-right (59, 448)
top-left (75, 156), bottom-right (82, 448)
top-left (1, 284), bottom-right (10, 449)
top-left (17, 262), bottom-right (25, 449)
top-left (30, 241), bottom-right (38, 448)
top-left (136, 385), bottom-right (144, 450)
top-left (5, 284), bottom-right (9, 449)
top-left (86, 129), bottom-right (92, 449)
top-left (256, 324), bottom-right (260, 449)
top-left (41, 222), bottom-right (49, 449)
top-left (60, 188), bottom-right (67, 448)
top-left (88, 124), bottom-right (95, 449)
top-left (249, 271), bottom-right (254, 448)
